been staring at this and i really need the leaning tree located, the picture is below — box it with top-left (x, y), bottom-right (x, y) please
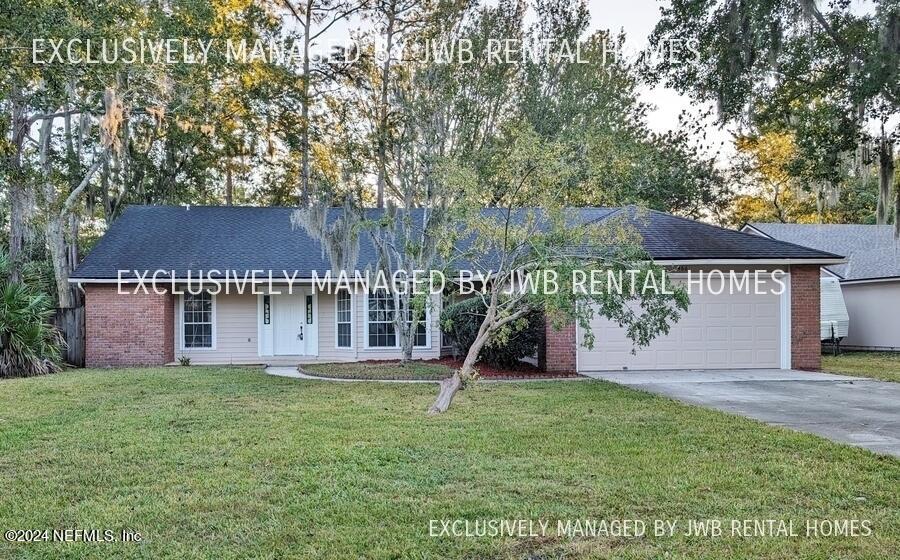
top-left (429, 124), bottom-right (689, 413)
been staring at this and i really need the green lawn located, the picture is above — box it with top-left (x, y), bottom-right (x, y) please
top-left (822, 352), bottom-right (900, 383)
top-left (303, 360), bottom-right (453, 380)
top-left (0, 368), bottom-right (897, 559)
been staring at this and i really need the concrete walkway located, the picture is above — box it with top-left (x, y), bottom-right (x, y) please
top-left (266, 366), bottom-right (441, 383)
top-left (583, 369), bottom-right (900, 458)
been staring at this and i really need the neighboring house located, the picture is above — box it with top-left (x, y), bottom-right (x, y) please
top-left (71, 206), bottom-right (843, 372)
top-left (743, 223), bottom-right (900, 352)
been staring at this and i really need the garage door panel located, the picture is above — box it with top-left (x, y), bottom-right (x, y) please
top-left (756, 326), bottom-right (777, 342)
top-left (682, 350), bottom-right (705, 366)
top-left (732, 326), bottom-right (753, 342)
top-left (756, 349), bottom-right (778, 364)
top-left (578, 278), bottom-right (783, 371)
top-left (706, 349), bottom-right (729, 365)
top-left (755, 302), bottom-right (778, 318)
top-left (732, 303), bottom-right (751, 316)
top-left (682, 326), bottom-right (704, 342)
top-left (731, 349), bottom-right (752, 364)
top-left (705, 303), bottom-right (728, 318)
top-left (704, 327), bottom-right (727, 341)
top-left (657, 350), bottom-right (679, 364)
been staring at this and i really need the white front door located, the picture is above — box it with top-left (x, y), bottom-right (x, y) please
top-left (273, 291), bottom-right (313, 355)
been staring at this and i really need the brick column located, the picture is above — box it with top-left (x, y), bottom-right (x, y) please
top-left (543, 312), bottom-right (577, 373)
top-left (536, 314), bottom-right (547, 371)
top-left (790, 265), bottom-right (821, 370)
top-left (85, 285), bottom-right (175, 367)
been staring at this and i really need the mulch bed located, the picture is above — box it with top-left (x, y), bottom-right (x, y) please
top-left (324, 358), bottom-right (581, 380)
top-left (429, 358), bottom-right (580, 379)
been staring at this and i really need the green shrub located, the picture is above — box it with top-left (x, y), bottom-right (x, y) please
top-left (0, 252), bottom-right (63, 377)
top-left (440, 297), bottom-right (541, 367)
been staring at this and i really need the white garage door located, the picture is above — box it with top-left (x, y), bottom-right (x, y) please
top-left (577, 276), bottom-right (785, 371)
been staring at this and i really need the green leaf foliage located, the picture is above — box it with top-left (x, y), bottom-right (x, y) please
top-left (441, 296), bottom-right (542, 367)
top-left (0, 251), bottom-right (64, 377)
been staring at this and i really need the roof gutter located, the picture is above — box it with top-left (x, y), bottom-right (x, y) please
top-left (838, 276), bottom-right (900, 285)
top-left (69, 277), bottom-right (335, 284)
top-left (69, 257), bottom-right (848, 283)
top-left (653, 258), bottom-right (846, 266)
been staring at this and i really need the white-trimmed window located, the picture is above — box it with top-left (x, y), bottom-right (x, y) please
top-left (365, 289), bottom-right (428, 349)
top-left (336, 289), bottom-right (352, 349)
top-left (408, 307), bottom-right (427, 347)
top-left (183, 292), bottom-right (214, 349)
top-left (367, 289), bottom-right (397, 348)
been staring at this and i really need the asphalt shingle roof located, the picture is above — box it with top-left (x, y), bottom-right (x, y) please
top-left (748, 223), bottom-right (900, 281)
top-left (623, 209), bottom-right (841, 260)
top-left (71, 205), bottom-right (840, 280)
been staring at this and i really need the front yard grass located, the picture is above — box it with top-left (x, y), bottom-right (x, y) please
top-left (302, 360), bottom-right (453, 380)
top-left (1, 367), bottom-right (898, 559)
top-left (822, 351), bottom-right (900, 383)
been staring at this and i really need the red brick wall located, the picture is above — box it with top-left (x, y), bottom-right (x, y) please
top-left (543, 312), bottom-right (577, 374)
top-left (791, 265), bottom-right (821, 370)
top-left (85, 285), bottom-right (175, 367)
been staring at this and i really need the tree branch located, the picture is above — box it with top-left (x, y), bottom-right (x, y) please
top-left (60, 154), bottom-right (106, 219)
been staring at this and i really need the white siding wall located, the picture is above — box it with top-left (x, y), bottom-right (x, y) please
top-left (174, 287), bottom-right (442, 364)
top-left (841, 282), bottom-right (900, 350)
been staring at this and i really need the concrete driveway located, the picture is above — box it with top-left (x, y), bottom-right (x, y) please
top-left (583, 369), bottom-right (900, 458)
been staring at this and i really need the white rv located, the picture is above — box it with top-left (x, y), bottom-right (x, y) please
top-left (820, 276), bottom-right (849, 343)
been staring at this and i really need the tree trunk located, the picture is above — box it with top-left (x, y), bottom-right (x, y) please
top-left (895, 157), bottom-right (900, 239)
top-left (46, 214), bottom-right (74, 308)
top-left (42, 150), bottom-right (104, 309)
top-left (400, 333), bottom-right (413, 363)
top-left (225, 161), bottom-right (233, 206)
top-left (68, 212), bottom-right (82, 307)
top-left (877, 135), bottom-right (893, 225)
top-left (427, 329), bottom-right (487, 414)
top-left (299, 1), bottom-right (313, 206)
top-left (7, 93), bottom-right (29, 284)
top-left (428, 371), bottom-right (462, 414)
top-left (375, 5), bottom-right (395, 209)
top-left (8, 184), bottom-right (29, 284)
top-left (396, 295), bottom-right (414, 363)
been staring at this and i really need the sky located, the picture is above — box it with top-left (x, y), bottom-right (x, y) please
top-left (308, 0), bottom-right (737, 161)
top-left (587, 0), bottom-right (886, 158)
top-left (580, 0), bottom-right (732, 156)
top-left (297, 0), bottom-right (885, 165)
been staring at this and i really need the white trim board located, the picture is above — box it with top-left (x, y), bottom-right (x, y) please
top-left (780, 272), bottom-right (792, 369)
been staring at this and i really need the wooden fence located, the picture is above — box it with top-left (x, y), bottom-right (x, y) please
top-left (53, 306), bottom-right (85, 367)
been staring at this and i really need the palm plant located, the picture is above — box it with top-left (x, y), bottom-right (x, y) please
top-left (0, 252), bottom-right (64, 377)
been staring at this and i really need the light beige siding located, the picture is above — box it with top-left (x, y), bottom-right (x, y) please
top-left (841, 282), bottom-right (900, 350)
top-left (175, 292), bottom-right (260, 365)
top-left (173, 287), bottom-right (442, 364)
top-left (316, 287), bottom-right (441, 361)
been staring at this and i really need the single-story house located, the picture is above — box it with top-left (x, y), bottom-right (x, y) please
top-left (71, 206), bottom-right (844, 372)
top-left (743, 223), bottom-right (900, 351)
